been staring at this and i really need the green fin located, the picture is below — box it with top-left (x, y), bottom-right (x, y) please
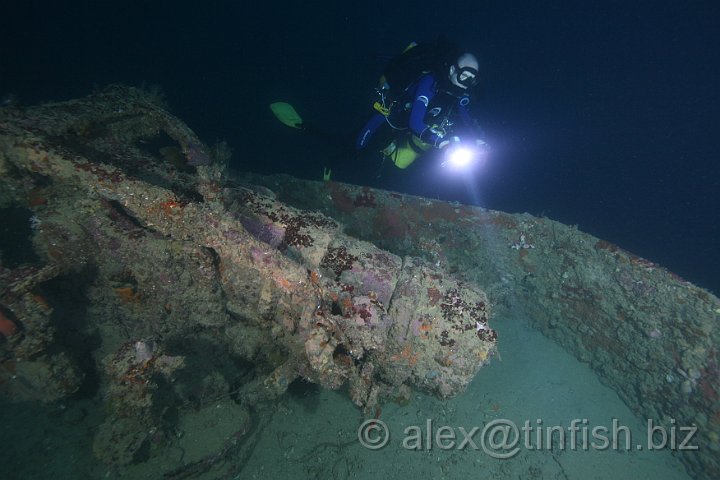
top-left (270, 102), bottom-right (303, 129)
top-left (323, 167), bottom-right (332, 182)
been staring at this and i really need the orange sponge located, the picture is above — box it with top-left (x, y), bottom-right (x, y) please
top-left (0, 311), bottom-right (18, 338)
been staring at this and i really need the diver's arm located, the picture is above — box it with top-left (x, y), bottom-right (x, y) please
top-left (408, 75), bottom-right (442, 146)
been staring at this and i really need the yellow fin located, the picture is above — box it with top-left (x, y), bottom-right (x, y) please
top-left (270, 102), bottom-right (303, 129)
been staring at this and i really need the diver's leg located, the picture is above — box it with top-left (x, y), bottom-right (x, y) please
top-left (356, 113), bottom-right (387, 150)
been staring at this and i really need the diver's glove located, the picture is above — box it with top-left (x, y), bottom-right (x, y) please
top-left (437, 136), bottom-right (461, 150)
top-left (420, 129), bottom-right (441, 147)
top-left (421, 126), bottom-right (449, 148)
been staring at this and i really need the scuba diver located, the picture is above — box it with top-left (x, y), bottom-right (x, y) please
top-left (356, 39), bottom-right (488, 170)
top-left (270, 37), bottom-right (488, 179)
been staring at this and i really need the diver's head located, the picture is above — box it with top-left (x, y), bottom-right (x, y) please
top-left (448, 53), bottom-right (479, 90)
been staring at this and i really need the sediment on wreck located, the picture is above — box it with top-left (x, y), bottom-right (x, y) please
top-left (240, 173), bottom-right (720, 480)
top-left (0, 86), bottom-right (497, 469)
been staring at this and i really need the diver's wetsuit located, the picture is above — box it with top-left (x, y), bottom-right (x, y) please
top-left (356, 73), bottom-right (475, 152)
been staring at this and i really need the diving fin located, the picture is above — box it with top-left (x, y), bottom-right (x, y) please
top-left (270, 102), bottom-right (304, 129)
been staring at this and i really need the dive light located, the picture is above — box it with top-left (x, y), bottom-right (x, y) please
top-left (441, 136), bottom-right (488, 171)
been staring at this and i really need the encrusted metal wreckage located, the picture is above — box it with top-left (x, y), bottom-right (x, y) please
top-left (0, 86), bottom-right (718, 478)
top-left (0, 87), bottom-right (495, 468)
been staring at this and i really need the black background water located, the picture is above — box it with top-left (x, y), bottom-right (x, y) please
top-left (2, 0), bottom-right (718, 294)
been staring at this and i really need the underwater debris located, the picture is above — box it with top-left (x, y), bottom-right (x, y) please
top-left (320, 246), bottom-right (358, 279)
top-left (240, 173), bottom-right (720, 480)
top-left (0, 86), bottom-right (498, 471)
top-left (353, 186), bottom-right (376, 208)
top-left (184, 141), bottom-right (212, 166)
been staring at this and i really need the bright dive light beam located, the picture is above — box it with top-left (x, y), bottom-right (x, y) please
top-left (447, 146), bottom-right (475, 168)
